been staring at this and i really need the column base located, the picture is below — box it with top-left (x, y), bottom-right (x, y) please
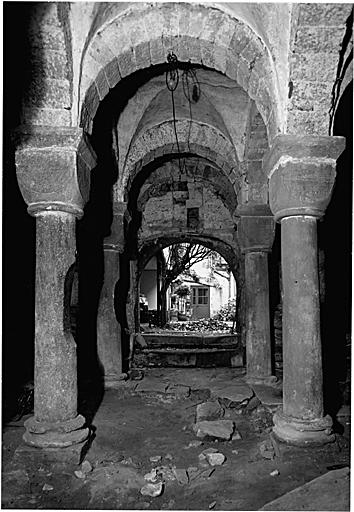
top-left (104, 373), bottom-right (128, 389)
top-left (273, 409), bottom-right (335, 446)
top-left (23, 414), bottom-right (89, 448)
top-left (245, 375), bottom-right (278, 387)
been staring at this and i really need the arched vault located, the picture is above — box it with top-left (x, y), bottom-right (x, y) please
top-left (79, 2), bottom-right (282, 138)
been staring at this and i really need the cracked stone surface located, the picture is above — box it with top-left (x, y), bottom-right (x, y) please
top-left (260, 467), bottom-right (350, 511)
top-left (251, 384), bottom-right (282, 407)
top-left (210, 383), bottom-right (254, 403)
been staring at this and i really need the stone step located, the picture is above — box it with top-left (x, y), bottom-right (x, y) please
top-left (142, 333), bottom-right (240, 349)
top-left (143, 347), bottom-right (239, 354)
top-left (136, 347), bottom-right (244, 368)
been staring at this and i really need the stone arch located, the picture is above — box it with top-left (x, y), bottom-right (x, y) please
top-left (79, 2), bottom-right (282, 138)
top-left (138, 233), bottom-right (240, 279)
top-left (118, 120), bottom-right (239, 201)
top-left (136, 159), bottom-right (238, 216)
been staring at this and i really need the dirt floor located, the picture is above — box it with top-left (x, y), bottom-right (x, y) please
top-left (2, 368), bottom-right (350, 510)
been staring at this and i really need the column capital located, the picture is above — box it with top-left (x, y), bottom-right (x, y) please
top-left (237, 212), bottom-right (275, 254)
top-left (14, 125), bottom-right (97, 218)
top-left (263, 135), bottom-right (345, 222)
top-left (103, 201), bottom-right (127, 252)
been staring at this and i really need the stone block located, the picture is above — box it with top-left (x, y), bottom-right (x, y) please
top-left (290, 52), bottom-right (338, 82)
top-left (149, 37), bottom-right (166, 66)
top-left (25, 78), bottom-right (71, 110)
top-left (269, 160), bottom-right (337, 219)
top-left (117, 49), bottom-right (137, 78)
top-left (193, 420), bottom-right (234, 440)
top-left (298, 4), bottom-right (352, 26)
top-left (196, 401), bottom-right (224, 422)
top-left (134, 42), bottom-right (152, 70)
top-left (238, 215), bottom-right (275, 252)
top-left (29, 25), bottom-right (66, 52)
top-left (14, 126), bottom-right (94, 214)
top-left (200, 40), bottom-right (215, 68)
top-left (295, 26), bottom-right (345, 52)
top-left (229, 21), bottom-right (251, 55)
top-left (95, 68), bottom-right (110, 100)
top-left (210, 383), bottom-right (254, 403)
top-left (31, 50), bottom-right (68, 80)
top-left (23, 107), bottom-right (71, 127)
top-left (263, 135), bottom-right (346, 174)
top-left (89, 37), bottom-right (115, 66)
top-left (83, 82), bottom-right (100, 118)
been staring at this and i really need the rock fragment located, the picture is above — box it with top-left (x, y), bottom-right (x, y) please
top-left (81, 460), bottom-right (93, 474)
top-left (184, 440), bottom-right (203, 449)
top-left (196, 401), bottom-right (224, 422)
top-left (74, 470), bottom-right (86, 479)
top-left (140, 482), bottom-right (164, 497)
top-left (205, 452), bottom-right (225, 466)
top-left (144, 469), bottom-right (159, 482)
top-left (193, 420), bottom-right (234, 440)
top-left (173, 468), bottom-right (189, 485)
top-left (42, 483), bottom-right (54, 491)
top-left (270, 469), bottom-right (280, 476)
top-left (149, 455), bottom-right (162, 463)
top-left (232, 430), bottom-right (242, 441)
top-left (259, 439), bottom-right (275, 460)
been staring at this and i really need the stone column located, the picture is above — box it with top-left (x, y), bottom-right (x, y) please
top-left (97, 202), bottom-right (127, 387)
top-left (238, 206), bottom-right (275, 385)
top-left (264, 134), bottom-right (345, 445)
top-left (15, 126), bottom-right (96, 448)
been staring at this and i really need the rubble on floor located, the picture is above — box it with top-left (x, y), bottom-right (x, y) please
top-left (148, 319), bottom-right (233, 333)
top-left (2, 368), bottom-right (350, 511)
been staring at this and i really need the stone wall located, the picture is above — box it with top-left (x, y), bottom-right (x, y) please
top-left (287, 3), bottom-right (352, 135)
top-left (139, 180), bottom-right (235, 248)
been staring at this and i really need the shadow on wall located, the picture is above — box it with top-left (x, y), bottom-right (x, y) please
top-left (321, 80), bottom-right (353, 417)
top-left (3, 3), bottom-right (45, 422)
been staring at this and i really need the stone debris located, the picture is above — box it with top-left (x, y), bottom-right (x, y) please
top-left (129, 369), bottom-right (144, 380)
top-left (166, 384), bottom-right (191, 397)
top-left (209, 500), bottom-right (217, 509)
top-left (140, 482), bottom-right (164, 497)
top-left (196, 401), bottom-right (224, 422)
top-left (74, 470), bottom-right (86, 479)
top-left (210, 383), bottom-right (254, 404)
top-left (135, 380), bottom-right (167, 393)
top-left (198, 453), bottom-right (210, 468)
top-left (270, 469), bottom-right (280, 477)
top-left (194, 420), bottom-right (234, 440)
top-left (42, 483), bottom-right (54, 491)
top-left (245, 396), bottom-right (261, 412)
top-left (202, 447), bottom-right (219, 455)
top-left (81, 460), bottom-right (93, 474)
top-left (173, 468), bottom-right (189, 485)
top-left (149, 455), bottom-right (162, 463)
top-left (162, 499), bottom-right (176, 510)
top-left (232, 449), bottom-right (239, 455)
top-left (259, 439), bottom-right (275, 460)
top-left (185, 440), bottom-right (203, 449)
top-left (187, 466), bottom-right (199, 474)
top-left (135, 333), bottom-right (147, 348)
top-left (232, 430), bottom-right (242, 441)
top-left (121, 456), bottom-right (135, 466)
top-left (165, 453), bottom-right (173, 460)
top-left (205, 452), bottom-right (225, 466)
top-left (144, 469), bottom-right (159, 483)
